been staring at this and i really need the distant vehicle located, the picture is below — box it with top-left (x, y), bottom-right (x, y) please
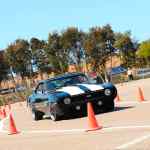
top-left (27, 72), bottom-right (117, 121)
top-left (110, 66), bottom-right (127, 75)
top-left (136, 68), bottom-right (150, 77)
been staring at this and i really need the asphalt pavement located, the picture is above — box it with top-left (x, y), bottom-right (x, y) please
top-left (0, 78), bottom-right (150, 150)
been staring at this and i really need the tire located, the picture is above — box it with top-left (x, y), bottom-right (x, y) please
top-left (104, 100), bottom-right (115, 112)
top-left (49, 107), bottom-right (59, 121)
top-left (27, 98), bottom-right (30, 107)
top-left (32, 110), bottom-right (44, 121)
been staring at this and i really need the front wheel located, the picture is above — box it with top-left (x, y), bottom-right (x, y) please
top-left (49, 108), bottom-right (59, 121)
top-left (104, 100), bottom-right (115, 112)
top-left (32, 110), bottom-right (44, 121)
top-left (49, 104), bottom-right (59, 121)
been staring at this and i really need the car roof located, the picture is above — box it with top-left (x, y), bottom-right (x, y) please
top-left (39, 72), bottom-right (85, 84)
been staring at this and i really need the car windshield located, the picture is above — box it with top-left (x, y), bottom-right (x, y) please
top-left (46, 74), bottom-right (89, 90)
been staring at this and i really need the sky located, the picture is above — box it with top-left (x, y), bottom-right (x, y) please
top-left (0, 0), bottom-right (150, 49)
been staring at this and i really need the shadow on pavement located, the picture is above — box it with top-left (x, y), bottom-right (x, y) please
top-left (114, 106), bottom-right (134, 112)
top-left (59, 106), bottom-right (134, 121)
top-left (44, 106), bottom-right (134, 121)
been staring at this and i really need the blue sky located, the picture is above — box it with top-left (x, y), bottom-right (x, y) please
top-left (0, 0), bottom-right (150, 49)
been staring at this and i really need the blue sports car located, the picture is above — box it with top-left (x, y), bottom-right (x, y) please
top-left (27, 72), bottom-right (117, 121)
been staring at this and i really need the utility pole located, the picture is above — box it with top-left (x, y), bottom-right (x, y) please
top-left (106, 40), bottom-right (113, 82)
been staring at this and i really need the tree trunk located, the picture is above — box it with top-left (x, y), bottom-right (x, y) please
top-left (58, 61), bottom-right (64, 73)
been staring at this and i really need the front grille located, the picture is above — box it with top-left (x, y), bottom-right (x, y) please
top-left (71, 90), bottom-right (105, 104)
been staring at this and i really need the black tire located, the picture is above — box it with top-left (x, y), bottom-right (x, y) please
top-left (104, 100), bottom-right (115, 112)
top-left (32, 110), bottom-right (44, 121)
top-left (27, 98), bottom-right (30, 107)
top-left (49, 107), bottom-right (59, 121)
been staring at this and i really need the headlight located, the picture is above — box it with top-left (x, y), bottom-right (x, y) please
top-left (104, 89), bottom-right (111, 96)
top-left (63, 98), bottom-right (71, 104)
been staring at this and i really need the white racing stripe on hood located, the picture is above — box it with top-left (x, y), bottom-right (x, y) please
top-left (57, 86), bottom-right (85, 96)
top-left (78, 84), bottom-right (104, 91)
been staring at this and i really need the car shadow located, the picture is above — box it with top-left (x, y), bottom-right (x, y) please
top-left (114, 106), bottom-right (134, 112)
top-left (43, 106), bottom-right (135, 121)
top-left (60, 106), bottom-right (134, 121)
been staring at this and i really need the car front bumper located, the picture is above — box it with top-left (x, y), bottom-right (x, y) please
top-left (53, 97), bottom-right (114, 116)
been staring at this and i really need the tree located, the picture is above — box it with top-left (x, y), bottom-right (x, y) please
top-left (5, 39), bottom-right (31, 78)
top-left (30, 37), bottom-right (45, 51)
top-left (61, 27), bottom-right (86, 71)
top-left (30, 37), bottom-right (50, 73)
top-left (45, 32), bottom-right (68, 73)
top-left (114, 31), bottom-right (136, 67)
top-left (137, 40), bottom-right (150, 66)
top-left (83, 24), bottom-right (115, 80)
top-left (0, 51), bottom-right (9, 88)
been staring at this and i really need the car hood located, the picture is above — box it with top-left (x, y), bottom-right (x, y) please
top-left (56, 83), bottom-right (104, 96)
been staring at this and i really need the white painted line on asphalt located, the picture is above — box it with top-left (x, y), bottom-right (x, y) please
top-left (0, 129), bottom-right (86, 134)
top-left (1, 125), bottom-right (150, 134)
top-left (21, 126), bottom-right (150, 134)
top-left (102, 125), bottom-right (150, 132)
top-left (115, 101), bottom-right (150, 105)
top-left (116, 134), bottom-right (150, 149)
top-left (22, 129), bottom-right (86, 134)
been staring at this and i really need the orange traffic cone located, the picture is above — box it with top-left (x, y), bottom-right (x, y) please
top-left (138, 87), bottom-right (145, 102)
top-left (86, 102), bottom-right (102, 131)
top-left (8, 113), bottom-right (19, 135)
